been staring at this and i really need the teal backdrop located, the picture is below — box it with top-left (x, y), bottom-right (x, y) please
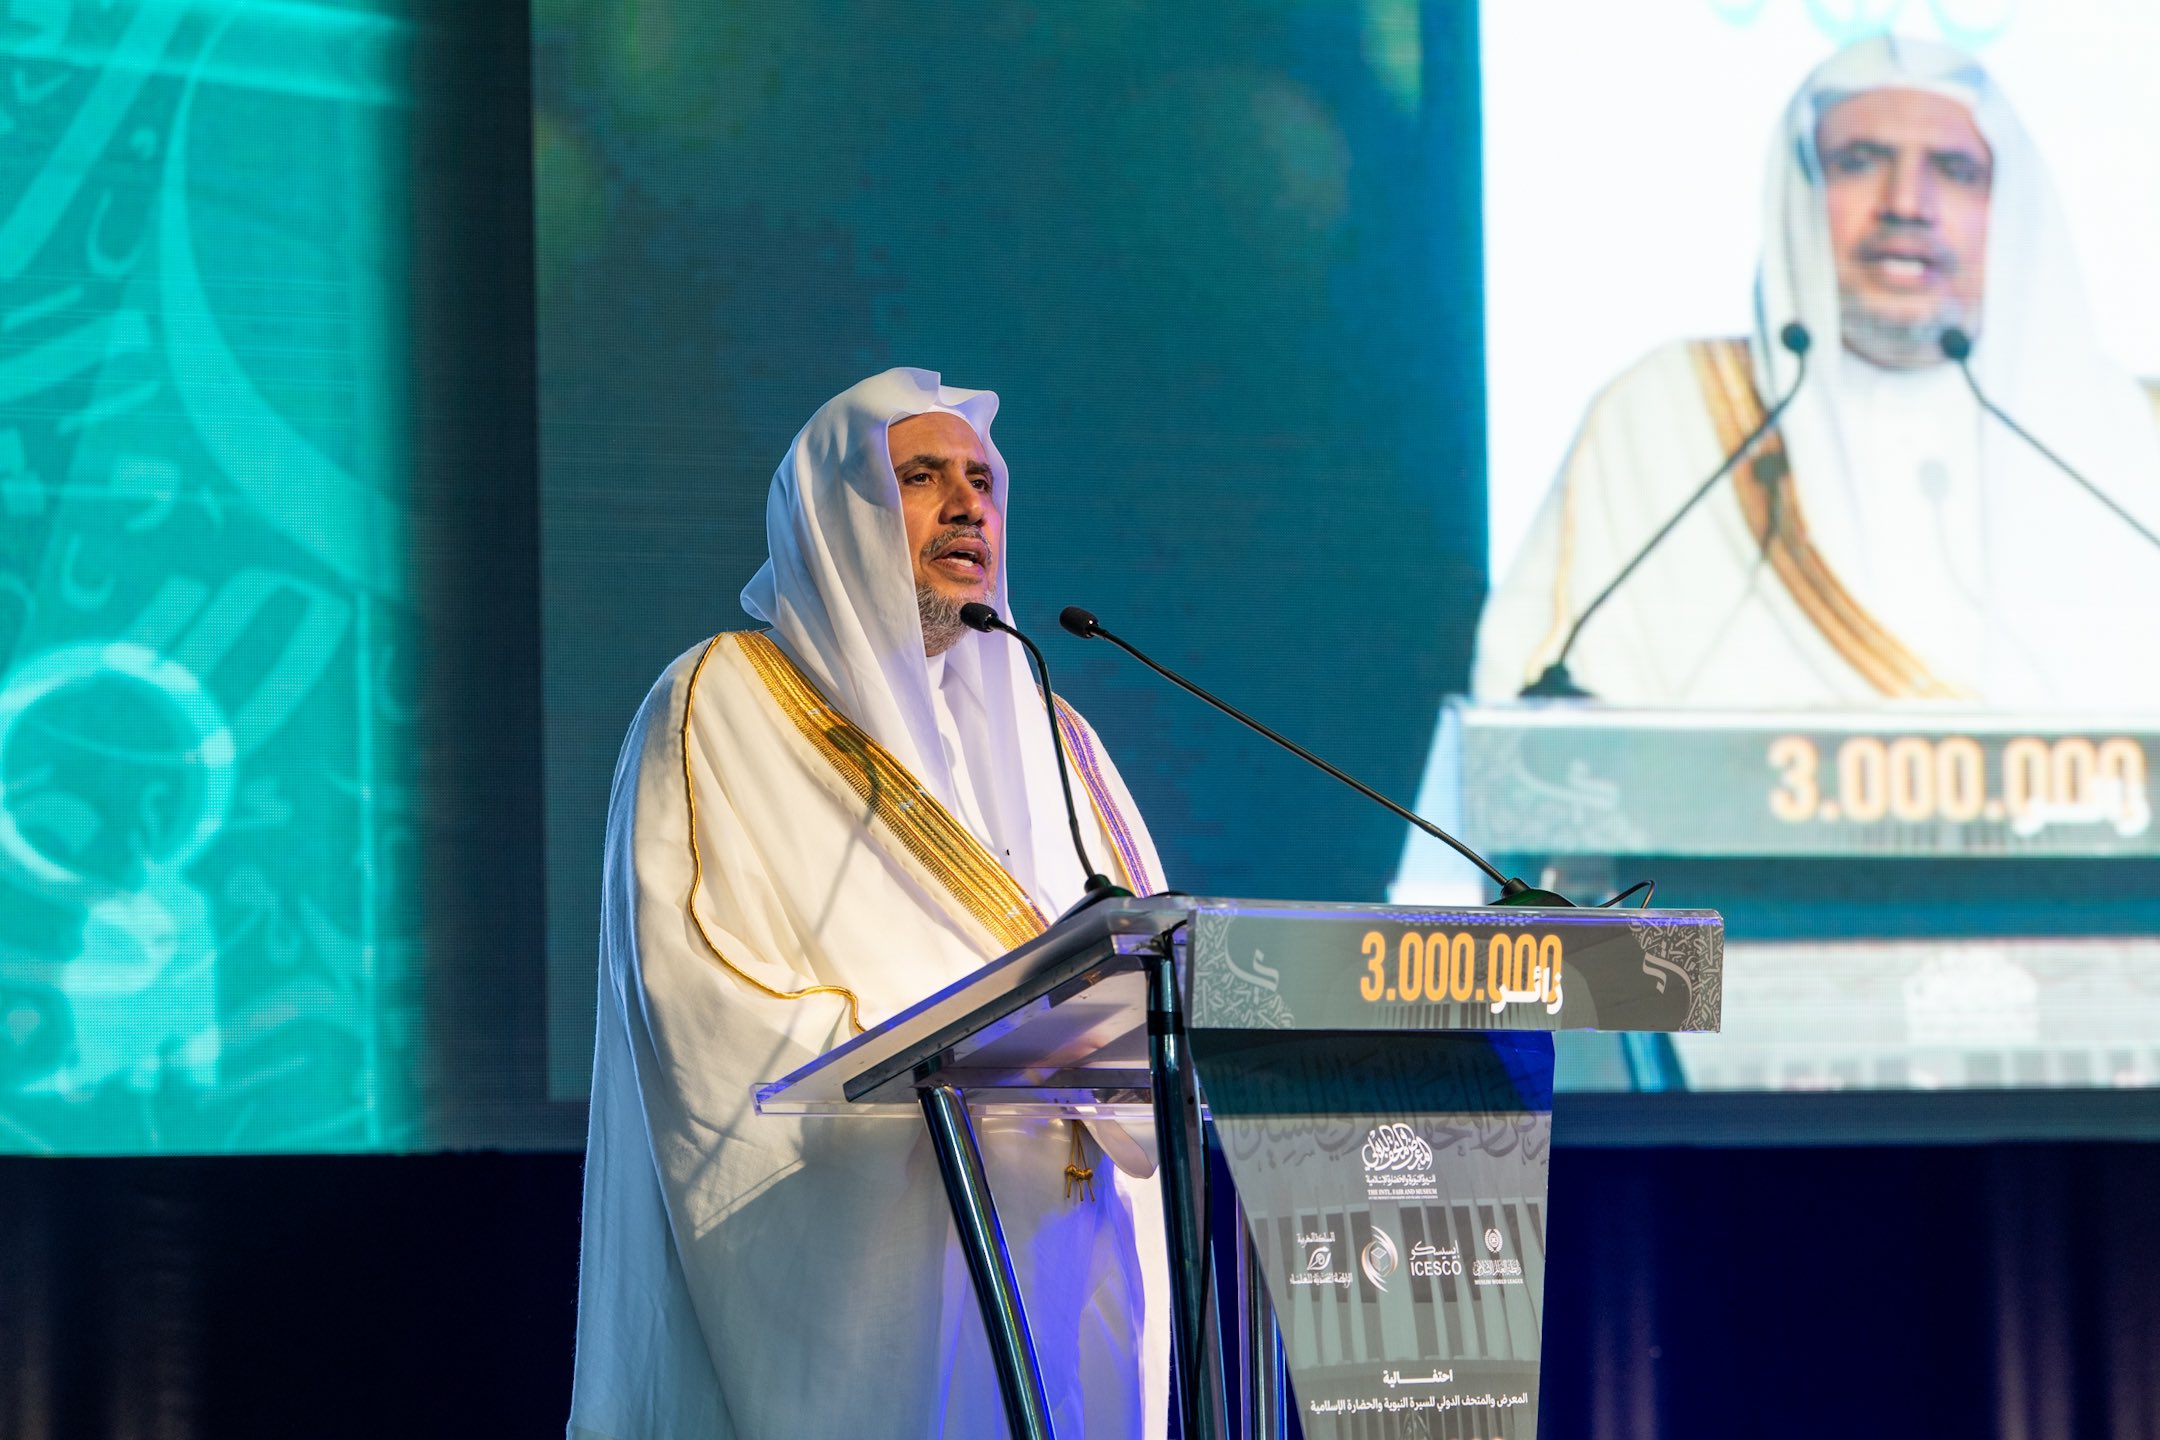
top-left (0, 2), bottom-right (420, 1153)
top-left (0, 1), bottom-right (557, 1155)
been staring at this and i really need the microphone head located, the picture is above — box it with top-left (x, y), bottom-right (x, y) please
top-left (1778, 321), bottom-right (1811, 357)
top-left (1939, 327), bottom-right (1973, 363)
top-left (958, 602), bottom-right (1000, 633)
top-left (1058, 606), bottom-right (1100, 639)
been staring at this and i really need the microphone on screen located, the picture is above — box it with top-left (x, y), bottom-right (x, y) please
top-left (1940, 327), bottom-right (2160, 557)
top-left (1059, 606), bottom-right (1573, 906)
top-left (1521, 321), bottom-right (1814, 699)
top-left (959, 601), bottom-right (1131, 910)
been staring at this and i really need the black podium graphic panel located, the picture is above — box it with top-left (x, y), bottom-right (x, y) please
top-left (1199, 1032), bottom-right (1551, 1435)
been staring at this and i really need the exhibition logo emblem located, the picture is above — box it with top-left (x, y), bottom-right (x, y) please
top-left (1484, 1227), bottom-right (1503, 1255)
top-left (1362, 1123), bottom-right (1433, 1173)
top-left (1361, 1225), bottom-right (1399, 1292)
top-left (1361, 1122), bottom-right (1438, 1201)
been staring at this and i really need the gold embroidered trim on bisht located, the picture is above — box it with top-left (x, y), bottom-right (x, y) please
top-left (1690, 339), bottom-right (1971, 701)
top-left (1052, 695), bottom-right (1156, 895)
top-left (734, 631), bottom-right (1050, 953)
top-left (679, 633), bottom-right (865, 1035)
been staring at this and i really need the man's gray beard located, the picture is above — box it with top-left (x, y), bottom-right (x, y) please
top-left (1840, 292), bottom-right (1975, 370)
top-left (918, 584), bottom-right (967, 656)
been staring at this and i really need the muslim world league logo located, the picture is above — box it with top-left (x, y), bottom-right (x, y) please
top-left (1361, 1225), bottom-right (1400, 1292)
top-left (1361, 1122), bottom-right (1438, 1201)
top-left (1475, 1225), bottom-right (1525, 1287)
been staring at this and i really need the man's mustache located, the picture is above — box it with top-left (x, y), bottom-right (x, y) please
top-left (924, 526), bottom-right (991, 561)
top-left (1855, 222), bottom-right (1957, 273)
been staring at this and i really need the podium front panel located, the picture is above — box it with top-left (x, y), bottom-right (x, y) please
top-left (1195, 1031), bottom-right (1553, 1437)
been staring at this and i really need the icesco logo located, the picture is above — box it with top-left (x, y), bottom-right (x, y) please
top-left (1361, 1226), bottom-right (1400, 1292)
top-left (1361, 1123), bottom-right (1434, 1173)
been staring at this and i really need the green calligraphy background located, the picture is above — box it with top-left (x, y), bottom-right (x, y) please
top-left (0, 1), bottom-right (427, 1154)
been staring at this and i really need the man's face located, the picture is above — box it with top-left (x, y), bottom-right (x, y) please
top-left (888, 410), bottom-right (1002, 653)
top-left (1817, 87), bottom-right (1992, 367)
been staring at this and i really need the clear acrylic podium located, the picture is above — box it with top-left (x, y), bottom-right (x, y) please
top-left (755, 895), bottom-right (1723, 1439)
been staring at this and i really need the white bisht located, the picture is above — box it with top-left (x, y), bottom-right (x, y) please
top-left (1475, 34), bottom-right (2160, 710)
top-left (569, 369), bottom-right (1169, 1439)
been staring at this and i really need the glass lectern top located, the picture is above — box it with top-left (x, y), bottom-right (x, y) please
top-left (754, 897), bottom-right (1723, 1118)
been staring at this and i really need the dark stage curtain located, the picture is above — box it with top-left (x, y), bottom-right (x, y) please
top-left (0, 1153), bottom-right (582, 1439)
top-left (1538, 1145), bottom-right (2160, 1440)
top-left (4, 1145), bottom-right (2158, 1439)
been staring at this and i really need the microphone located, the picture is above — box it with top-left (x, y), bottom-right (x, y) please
top-left (958, 601), bottom-right (1131, 907)
top-left (1940, 327), bottom-right (2160, 557)
top-left (1059, 606), bottom-right (1572, 906)
top-left (1522, 321), bottom-right (1814, 699)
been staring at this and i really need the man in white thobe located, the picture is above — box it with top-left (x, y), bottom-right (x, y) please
top-left (1477, 35), bottom-right (2160, 710)
top-left (568, 368), bottom-right (1169, 1438)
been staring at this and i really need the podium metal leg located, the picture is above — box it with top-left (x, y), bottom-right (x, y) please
top-left (1242, 1223), bottom-right (1288, 1439)
top-left (1146, 946), bottom-right (1215, 1440)
top-left (918, 1084), bottom-right (1055, 1440)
